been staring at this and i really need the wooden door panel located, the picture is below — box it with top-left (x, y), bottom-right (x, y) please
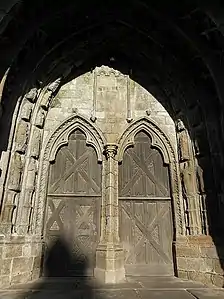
top-left (119, 131), bottom-right (173, 276)
top-left (45, 196), bottom-right (101, 275)
top-left (119, 132), bottom-right (170, 198)
top-left (45, 130), bottom-right (101, 276)
top-left (119, 200), bottom-right (173, 275)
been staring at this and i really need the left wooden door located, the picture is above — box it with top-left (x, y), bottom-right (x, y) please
top-left (44, 129), bottom-right (102, 277)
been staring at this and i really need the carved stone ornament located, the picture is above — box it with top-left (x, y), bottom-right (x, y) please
top-left (8, 152), bottom-right (23, 192)
top-left (26, 158), bottom-right (37, 190)
top-left (31, 128), bottom-right (41, 159)
top-left (104, 144), bottom-right (118, 159)
top-left (35, 108), bottom-right (45, 128)
top-left (15, 121), bottom-right (29, 154)
top-left (25, 87), bottom-right (38, 103)
top-left (176, 119), bottom-right (185, 132)
top-left (95, 65), bottom-right (123, 77)
top-left (40, 91), bottom-right (51, 110)
top-left (177, 130), bottom-right (190, 162)
top-left (47, 77), bottom-right (62, 93)
top-left (20, 99), bottom-right (33, 121)
top-left (180, 161), bottom-right (196, 195)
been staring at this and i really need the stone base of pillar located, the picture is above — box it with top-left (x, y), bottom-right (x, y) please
top-left (94, 243), bottom-right (125, 284)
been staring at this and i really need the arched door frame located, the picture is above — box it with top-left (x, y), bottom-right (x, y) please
top-left (34, 114), bottom-right (106, 236)
top-left (117, 117), bottom-right (184, 236)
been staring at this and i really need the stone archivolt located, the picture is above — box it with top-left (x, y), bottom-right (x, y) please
top-left (0, 67), bottom-right (211, 288)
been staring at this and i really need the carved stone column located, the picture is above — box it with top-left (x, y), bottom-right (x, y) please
top-left (94, 144), bottom-right (125, 283)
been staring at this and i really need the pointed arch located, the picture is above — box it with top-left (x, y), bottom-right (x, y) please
top-left (118, 117), bottom-right (184, 235)
top-left (34, 114), bottom-right (106, 234)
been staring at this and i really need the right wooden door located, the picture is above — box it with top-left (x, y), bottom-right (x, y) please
top-left (119, 131), bottom-right (174, 276)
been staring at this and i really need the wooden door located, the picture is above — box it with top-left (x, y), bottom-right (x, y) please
top-left (119, 131), bottom-right (174, 276)
top-left (45, 129), bottom-right (101, 277)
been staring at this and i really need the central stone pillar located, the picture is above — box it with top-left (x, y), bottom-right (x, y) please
top-left (94, 144), bottom-right (125, 283)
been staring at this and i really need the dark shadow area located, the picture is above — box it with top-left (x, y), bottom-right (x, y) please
top-left (17, 236), bottom-right (103, 299)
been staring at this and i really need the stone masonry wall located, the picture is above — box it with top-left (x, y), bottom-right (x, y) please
top-left (43, 66), bottom-right (177, 149)
top-left (176, 236), bottom-right (224, 287)
top-left (0, 235), bottom-right (42, 288)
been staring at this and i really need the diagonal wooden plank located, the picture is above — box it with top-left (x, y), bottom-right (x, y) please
top-left (46, 199), bottom-right (65, 231)
top-left (122, 203), bottom-right (171, 264)
top-left (122, 202), bottom-right (168, 237)
top-left (120, 151), bottom-right (157, 196)
top-left (125, 237), bottom-right (145, 263)
top-left (120, 169), bottom-right (141, 196)
top-left (147, 204), bottom-right (169, 230)
top-left (62, 147), bottom-right (77, 164)
top-left (129, 151), bottom-right (169, 196)
top-left (79, 167), bottom-right (103, 195)
top-left (76, 206), bottom-right (93, 230)
top-left (49, 150), bottom-right (91, 193)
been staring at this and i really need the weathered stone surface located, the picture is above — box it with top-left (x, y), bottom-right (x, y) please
top-left (20, 100), bottom-right (33, 121)
top-left (0, 275), bottom-right (10, 288)
top-left (14, 121), bottom-right (29, 154)
top-left (0, 258), bottom-right (12, 275)
top-left (4, 245), bottom-right (22, 258)
top-left (7, 153), bottom-right (23, 192)
top-left (31, 244), bottom-right (42, 257)
top-left (12, 257), bottom-right (33, 275)
top-left (30, 128), bottom-right (41, 159)
top-left (188, 288), bottom-right (224, 299)
top-left (176, 245), bottom-right (200, 257)
top-left (33, 255), bottom-right (41, 269)
top-left (22, 244), bottom-right (31, 257)
top-left (11, 272), bottom-right (31, 285)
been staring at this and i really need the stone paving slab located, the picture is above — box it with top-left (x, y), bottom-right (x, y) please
top-left (135, 289), bottom-right (196, 299)
top-left (127, 276), bottom-right (205, 289)
top-left (188, 288), bottom-right (224, 298)
top-left (0, 277), bottom-right (223, 298)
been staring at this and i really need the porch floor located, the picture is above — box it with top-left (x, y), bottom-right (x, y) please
top-left (0, 276), bottom-right (224, 299)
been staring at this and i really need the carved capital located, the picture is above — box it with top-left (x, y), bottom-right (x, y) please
top-left (104, 144), bottom-right (118, 159)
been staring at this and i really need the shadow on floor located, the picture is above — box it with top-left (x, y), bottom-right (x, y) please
top-left (16, 236), bottom-right (103, 299)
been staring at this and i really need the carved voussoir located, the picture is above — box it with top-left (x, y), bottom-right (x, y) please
top-left (8, 152), bottom-right (23, 192)
top-left (25, 87), bottom-right (38, 103)
top-left (20, 99), bottom-right (33, 121)
top-left (31, 128), bottom-right (42, 159)
top-left (35, 108), bottom-right (45, 128)
top-left (15, 121), bottom-right (29, 154)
